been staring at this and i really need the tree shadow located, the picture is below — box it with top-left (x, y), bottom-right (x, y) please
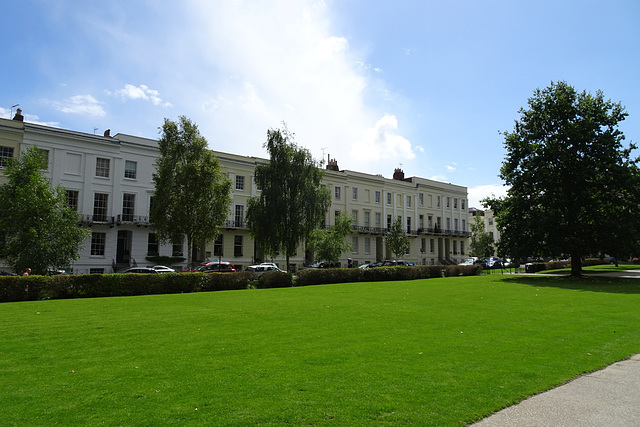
top-left (500, 274), bottom-right (640, 295)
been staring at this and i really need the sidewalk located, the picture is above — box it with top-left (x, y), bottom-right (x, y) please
top-left (472, 354), bottom-right (640, 426)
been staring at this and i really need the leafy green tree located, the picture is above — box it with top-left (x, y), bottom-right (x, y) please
top-left (0, 146), bottom-right (90, 274)
top-left (151, 116), bottom-right (232, 269)
top-left (469, 214), bottom-right (494, 258)
top-left (385, 216), bottom-right (410, 260)
top-left (246, 125), bottom-right (331, 269)
top-left (484, 81), bottom-right (640, 276)
top-left (308, 211), bottom-right (353, 264)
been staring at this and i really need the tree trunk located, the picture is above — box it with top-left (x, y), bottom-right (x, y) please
top-left (186, 235), bottom-right (192, 271)
top-left (570, 254), bottom-right (581, 277)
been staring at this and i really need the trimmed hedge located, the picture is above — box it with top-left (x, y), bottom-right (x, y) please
top-left (295, 264), bottom-right (481, 287)
top-left (0, 265), bottom-right (482, 303)
top-left (0, 272), bottom-right (256, 303)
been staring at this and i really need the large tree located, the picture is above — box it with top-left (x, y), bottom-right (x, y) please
top-left (0, 146), bottom-right (90, 274)
top-left (151, 116), bottom-right (232, 269)
top-left (308, 211), bottom-right (353, 264)
top-left (484, 81), bottom-right (640, 276)
top-left (469, 215), bottom-right (494, 258)
top-left (246, 125), bottom-right (331, 269)
top-left (385, 216), bottom-right (410, 260)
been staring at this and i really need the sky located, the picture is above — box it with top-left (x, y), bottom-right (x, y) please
top-left (2, 0), bottom-right (639, 208)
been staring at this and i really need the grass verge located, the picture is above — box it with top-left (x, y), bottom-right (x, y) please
top-left (1, 274), bottom-right (639, 426)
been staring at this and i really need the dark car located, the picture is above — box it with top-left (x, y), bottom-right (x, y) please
top-left (0, 271), bottom-right (17, 276)
top-left (200, 261), bottom-right (236, 273)
top-left (120, 267), bottom-right (158, 274)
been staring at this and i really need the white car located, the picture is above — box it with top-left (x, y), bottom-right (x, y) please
top-left (458, 258), bottom-right (477, 266)
top-left (151, 265), bottom-right (176, 273)
top-left (247, 264), bottom-right (285, 276)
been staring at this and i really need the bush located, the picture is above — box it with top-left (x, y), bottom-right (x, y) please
top-left (256, 271), bottom-right (294, 289)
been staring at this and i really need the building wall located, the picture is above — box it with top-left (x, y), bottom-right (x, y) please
top-left (0, 117), bottom-right (471, 273)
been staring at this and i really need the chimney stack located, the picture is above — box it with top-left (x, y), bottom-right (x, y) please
top-left (104, 129), bottom-right (111, 137)
top-left (12, 108), bottom-right (24, 121)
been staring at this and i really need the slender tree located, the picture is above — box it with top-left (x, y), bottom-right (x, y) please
top-left (0, 146), bottom-right (90, 274)
top-left (385, 216), bottom-right (410, 260)
top-left (469, 215), bottom-right (494, 258)
top-left (150, 116), bottom-right (232, 269)
top-left (246, 125), bottom-right (331, 269)
top-left (308, 211), bottom-right (353, 264)
top-left (484, 82), bottom-right (640, 276)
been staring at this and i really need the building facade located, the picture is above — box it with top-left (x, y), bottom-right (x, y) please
top-left (0, 116), bottom-right (470, 273)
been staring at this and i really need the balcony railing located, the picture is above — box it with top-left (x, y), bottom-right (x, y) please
top-left (79, 214), bottom-right (115, 227)
top-left (225, 219), bottom-right (246, 229)
top-left (116, 214), bottom-right (150, 227)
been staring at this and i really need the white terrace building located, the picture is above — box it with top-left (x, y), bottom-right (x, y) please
top-left (0, 114), bottom-right (470, 273)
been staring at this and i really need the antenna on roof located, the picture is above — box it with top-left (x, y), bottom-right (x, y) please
top-left (10, 104), bottom-right (19, 119)
top-left (93, 128), bottom-right (98, 135)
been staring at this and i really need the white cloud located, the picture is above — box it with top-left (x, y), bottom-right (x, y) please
top-left (350, 115), bottom-right (415, 164)
top-left (49, 95), bottom-right (106, 117)
top-left (467, 184), bottom-right (510, 210)
top-left (446, 164), bottom-right (456, 172)
top-left (113, 84), bottom-right (171, 107)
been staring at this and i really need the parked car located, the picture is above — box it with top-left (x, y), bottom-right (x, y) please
top-left (246, 264), bottom-right (286, 276)
top-left (382, 260), bottom-right (415, 267)
top-left (200, 261), bottom-right (236, 273)
top-left (306, 261), bottom-right (340, 269)
top-left (151, 265), bottom-right (175, 273)
top-left (0, 271), bottom-right (17, 276)
top-left (458, 257), bottom-right (477, 266)
top-left (119, 267), bottom-right (158, 274)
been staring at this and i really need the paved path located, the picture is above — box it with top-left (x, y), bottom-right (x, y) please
top-left (472, 354), bottom-right (640, 426)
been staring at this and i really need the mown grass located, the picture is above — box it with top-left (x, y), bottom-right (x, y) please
top-left (541, 263), bottom-right (640, 274)
top-left (1, 274), bottom-right (639, 426)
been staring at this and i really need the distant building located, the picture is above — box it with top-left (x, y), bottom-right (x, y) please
top-left (0, 115), bottom-right (471, 273)
top-left (469, 207), bottom-right (500, 256)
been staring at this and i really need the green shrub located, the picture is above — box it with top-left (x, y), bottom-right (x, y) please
top-left (257, 271), bottom-right (294, 288)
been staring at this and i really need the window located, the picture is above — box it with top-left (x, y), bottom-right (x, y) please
top-left (437, 196), bottom-right (441, 208)
top-left (334, 186), bottom-right (341, 199)
top-left (462, 219), bottom-right (466, 232)
top-left (364, 237), bottom-right (371, 254)
top-left (446, 218), bottom-right (451, 231)
top-left (489, 218), bottom-right (494, 226)
top-left (352, 210), bottom-right (358, 227)
top-left (406, 196), bottom-right (411, 208)
top-left (172, 240), bottom-right (183, 257)
top-left (66, 190), bottom-right (79, 211)
top-left (419, 214), bottom-right (424, 229)
top-left (124, 160), bottom-right (137, 179)
top-left (255, 178), bottom-right (262, 192)
top-left (460, 241), bottom-right (465, 255)
top-left (93, 193), bottom-right (109, 222)
top-left (421, 238), bottom-right (426, 254)
top-left (430, 238), bottom-right (435, 253)
top-left (387, 192), bottom-right (392, 205)
top-left (37, 149), bottom-right (49, 170)
top-left (234, 235), bottom-right (243, 257)
top-left (364, 211), bottom-right (370, 228)
top-left (454, 218), bottom-right (459, 232)
top-left (375, 212), bottom-right (381, 229)
top-left (352, 187), bottom-right (358, 200)
top-left (214, 235), bottom-right (223, 257)
top-left (91, 232), bottom-right (106, 256)
top-left (147, 233), bottom-right (158, 256)
top-left (428, 215), bottom-right (433, 228)
top-left (461, 199), bottom-right (466, 210)
top-left (335, 210), bottom-right (341, 222)
top-left (447, 197), bottom-right (450, 208)
top-left (352, 236), bottom-right (359, 253)
top-left (407, 217), bottom-right (412, 233)
top-left (122, 194), bottom-right (135, 222)
top-left (419, 193), bottom-right (424, 206)
top-left (454, 198), bottom-right (458, 209)
top-left (95, 157), bottom-right (110, 178)
top-left (0, 146), bottom-right (14, 167)
top-left (89, 268), bottom-right (105, 274)
top-left (387, 214), bottom-right (392, 230)
top-left (375, 191), bottom-right (381, 203)
top-left (236, 175), bottom-right (245, 191)
top-left (453, 241), bottom-right (458, 255)
top-left (235, 205), bottom-right (245, 227)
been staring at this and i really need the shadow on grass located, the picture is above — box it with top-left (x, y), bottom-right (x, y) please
top-left (500, 275), bottom-right (640, 295)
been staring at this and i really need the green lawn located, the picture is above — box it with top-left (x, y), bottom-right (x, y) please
top-left (1, 274), bottom-right (639, 426)
top-left (541, 263), bottom-right (640, 274)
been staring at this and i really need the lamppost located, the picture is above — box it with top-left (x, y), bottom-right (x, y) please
top-left (10, 104), bottom-right (19, 119)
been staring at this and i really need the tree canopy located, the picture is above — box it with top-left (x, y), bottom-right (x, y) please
top-left (246, 125), bottom-right (331, 269)
top-left (0, 146), bottom-right (90, 274)
top-left (484, 81), bottom-right (640, 276)
top-left (150, 116), bottom-right (232, 269)
top-left (385, 216), bottom-right (410, 260)
top-left (308, 211), bottom-right (353, 264)
top-left (469, 215), bottom-right (494, 258)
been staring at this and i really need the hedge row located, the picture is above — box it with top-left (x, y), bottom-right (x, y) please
top-left (0, 265), bottom-right (482, 303)
top-left (294, 264), bottom-right (482, 287)
top-left (0, 272), bottom-right (257, 303)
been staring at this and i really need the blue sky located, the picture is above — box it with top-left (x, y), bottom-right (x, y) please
top-left (2, 0), bottom-right (639, 208)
